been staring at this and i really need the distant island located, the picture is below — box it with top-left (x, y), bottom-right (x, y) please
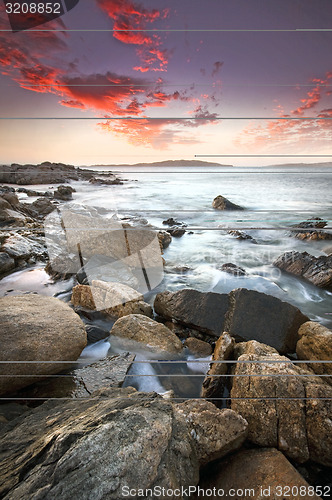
top-left (92, 159), bottom-right (233, 168)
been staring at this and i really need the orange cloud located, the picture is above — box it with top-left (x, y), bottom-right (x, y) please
top-left (96, 0), bottom-right (170, 71)
top-left (235, 70), bottom-right (332, 154)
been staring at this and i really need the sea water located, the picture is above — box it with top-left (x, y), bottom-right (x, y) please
top-left (73, 164), bottom-right (332, 329)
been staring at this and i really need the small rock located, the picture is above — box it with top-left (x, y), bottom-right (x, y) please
top-left (89, 176), bottom-right (123, 185)
top-left (228, 230), bottom-right (257, 243)
top-left (110, 314), bottom-right (183, 354)
top-left (167, 227), bottom-right (186, 237)
top-left (212, 195), bottom-right (244, 211)
top-left (296, 321), bottom-right (332, 385)
top-left (184, 337), bottom-right (212, 357)
top-left (162, 217), bottom-right (182, 226)
top-left (54, 185), bottom-right (75, 201)
top-left (174, 400), bottom-right (248, 466)
top-left (219, 262), bottom-right (247, 276)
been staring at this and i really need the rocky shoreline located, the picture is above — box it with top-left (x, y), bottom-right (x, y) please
top-left (0, 164), bottom-right (331, 498)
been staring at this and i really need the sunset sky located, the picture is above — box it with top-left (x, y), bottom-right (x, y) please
top-left (0, 0), bottom-right (332, 166)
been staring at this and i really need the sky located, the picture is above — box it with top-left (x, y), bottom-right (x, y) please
top-left (0, 0), bottom-right (332, 166)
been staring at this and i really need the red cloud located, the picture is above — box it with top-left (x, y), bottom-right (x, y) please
top-left (235, 71), bottom-right (332, 154)
top-left (95, 0), bottom-right (170, 71)
top-left (0, 3), bottom-right (220, 148)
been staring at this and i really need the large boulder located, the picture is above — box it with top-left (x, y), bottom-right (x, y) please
top-left (154, 289), bottom-right (229, 337)
top-left (0, 295), bottom-right (87, 396)
top-left (71, 280), bottom-right (153, 319)
top-left (201, 332), bottom-right (235, 401)
top-left (224, 288), bottom-right (309, 353)
top-left (230, 340), bottom-right (332, 466)
top-left (212, 195), bottom-right (244, 210)
top-left (194, 448), bottom-right (322, 500)
top-left (273, 251), bottom-right (332, 289)
top-left (110, 314), bottom-right (183, 354)
top-left (0, 388), bottom-right (199, 499)
top-left (174, 400), bottom-right (248, 466)
top-left (297, 321), bottom-right (332, 385)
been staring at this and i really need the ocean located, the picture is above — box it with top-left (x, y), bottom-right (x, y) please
top-left (73, 164), bottom-right (332, 329)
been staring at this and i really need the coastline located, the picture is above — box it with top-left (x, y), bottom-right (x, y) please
top-left (0, 161), bottom-right (331, 497)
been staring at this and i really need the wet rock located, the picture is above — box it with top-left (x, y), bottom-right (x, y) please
top-left (227, 230), bottom-right (257, 243)
top-left (1, 233), bottom-right (47, 262)
top-left (17, 187), bottom-right (51, 197)
top-left (110, 314), bottom-right (183, 354)
top-left (0, 388), bottom-right (200, 499)
top-left (162, 217), bottom-right (183, 226)
top-left (71, 280), bottom-right (153, 319)
top-left (154, 289), bottom-right (229, 337)
top-left (0, 295), bottom-right (87, 396)
top-left (162, 217), bottom-right (187, 237)
top-left (157, 230), bottom-right (172, 250)
top-left (219, 262), bottom-right (247, 276)
top-left (212, 195), bottom-right (244, 211)
top-left (291, 217), bottom-right (332, 240)
top-left (296, 321), bottom-right (332, 385)
top-left (201, 333), bottom-right (235, 401)
top-left (184, 337), bottom-right (212, 357)
top-left (21, 197), bottom-right (55, 218)
top-left (175, 400), bottom-right (248, 466)
top-left (89, 176), bottom-right (123, 185)
top-left (230, 340), bottom-right (332, 465)
top-left (54, 185), bottom-right (75, 201)
top-left (0, 252), bottom-right (15, 275)
top-left (224, 288), bottom-right (309, 353)
top-left (85, 324), bottom-right (110, 343)
top-left (274, 251), bottom-right (332, 289)
top-left (12, 353), bottom-right (135, 400)
top-left (195, 448), bottom-right (322, 500)
top-left (167, 226), bottom-right (186, 237)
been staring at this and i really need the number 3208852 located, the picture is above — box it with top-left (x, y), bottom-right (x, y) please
top-left (5, 3), bottom-right (61, 14)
